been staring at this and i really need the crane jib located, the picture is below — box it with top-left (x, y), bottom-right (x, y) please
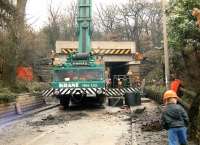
top-left (78, 0), bottom-right (92, 53)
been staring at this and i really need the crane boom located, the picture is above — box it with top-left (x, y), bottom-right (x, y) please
top-left (77, 0), bottom-right (92, 53)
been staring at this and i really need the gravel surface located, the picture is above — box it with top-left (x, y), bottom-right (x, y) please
top-left (0, 99), bottom-right (196, 145)
top-left (130, 101), bottom-right (168, 145)
top-left (0, 105), bottom-right (131, 145)
top-left (130, 100), bottom-right (196, 145)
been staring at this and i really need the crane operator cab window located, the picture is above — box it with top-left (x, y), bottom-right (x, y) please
top-left (53, 69), bottom-right (104, 82)
top-left (79, 69), bottom-right (104, 81)
top-left (53, 70), bottom-right (78, 82)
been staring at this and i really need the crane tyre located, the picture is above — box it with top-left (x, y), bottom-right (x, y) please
top-left (97, 94), bottom-right (106, 106)
top-left (60, 95), bottom-right (70, 110)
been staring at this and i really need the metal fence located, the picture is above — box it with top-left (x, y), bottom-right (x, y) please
top-left (144, 88), bottom-right (163, 104)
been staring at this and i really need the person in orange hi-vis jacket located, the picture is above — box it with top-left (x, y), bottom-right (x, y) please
top-left (170, 79), bottom-right (183, 98)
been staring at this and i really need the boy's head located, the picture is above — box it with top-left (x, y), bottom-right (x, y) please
top-left (166, 97), bottom-right (177, 104)
top-left (163, 90), bottom-right (179, 104)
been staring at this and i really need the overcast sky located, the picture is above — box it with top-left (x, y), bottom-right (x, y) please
top-left (26, 0), bottom-right (128, 30)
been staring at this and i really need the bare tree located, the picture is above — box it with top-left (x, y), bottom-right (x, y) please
top-left (147, 1), bottom-right (162, 48)
top-left (0, 0), bottom-right (16, 29)
top-left (43, 0), bottom-right (61, 50)
top-left (66, 1), bottom-right (77, 41)
top-left (96, 3), bottom-right (123, 40)
top-left (59, 1), bottom-right (77, 41)
top-left (96, 4), bottom-right (120, 33)
top-left (95, 0), bottom-right (162, 50)
top-left (119, 0), bottom-right (150, 49)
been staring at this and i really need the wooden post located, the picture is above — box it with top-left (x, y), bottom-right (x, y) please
top-left (162, 0), bottom-right (170, 89)
top-left (15, 102), bottom-right (23, 115)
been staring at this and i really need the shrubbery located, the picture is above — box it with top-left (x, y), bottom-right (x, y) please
top-left (144, 85), bottom-right (166, 104)
top-left (11, 80), bottom-right (49, 93)
top-left (0, 88), bottom-right (16, 104)
top-left (0, 80), bottom-right (48, 103)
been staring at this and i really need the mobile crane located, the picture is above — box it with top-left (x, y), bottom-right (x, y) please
top-left (49, 0), bottom-right (105, 108)
top-left (42, 0), bottom-right (138, 109)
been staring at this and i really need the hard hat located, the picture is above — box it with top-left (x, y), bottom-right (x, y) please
top-left (163, 90), bottom-right (179, 102)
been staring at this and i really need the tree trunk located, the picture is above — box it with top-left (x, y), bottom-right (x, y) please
top-left (188, 94), bottom-right (200, 140)
top-left (181, 49), bottom-right (200, 141)
top-left (1, 0), bottom-right (27, 86)
top-left (16, 0), bottom-right (27, 29)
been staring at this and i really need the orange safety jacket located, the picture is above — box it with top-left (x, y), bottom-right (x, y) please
top-left (17, 67), bottom-right (33, 81)
top-left (170, 79), bottom-right (181, 93)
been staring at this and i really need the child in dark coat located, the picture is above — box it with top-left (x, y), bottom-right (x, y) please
top-left (161, 90), bottom-right (189, 145)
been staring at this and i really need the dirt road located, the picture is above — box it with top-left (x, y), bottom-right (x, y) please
top-left (0, 99), bottom-right (196, 145)
top-left (0, 105), bottom-right (131, 145)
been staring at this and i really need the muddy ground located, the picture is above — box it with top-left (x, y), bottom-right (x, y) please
top-left (0, 105), bottom-right (131, 145)
top-left (0, 99), bottom-right (196, 145)
top-left (131, 101), bottom-right (168, 145)
top-left (130, 101), bottom-right (196, 145)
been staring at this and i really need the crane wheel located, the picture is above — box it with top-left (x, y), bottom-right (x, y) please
top-left (59, 95), bottom-right (70, 110)
top-left (97, 94), bottom-right (106, 106)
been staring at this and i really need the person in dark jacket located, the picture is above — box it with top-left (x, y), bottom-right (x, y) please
top-left (161, 90), bottom-right (189, 145)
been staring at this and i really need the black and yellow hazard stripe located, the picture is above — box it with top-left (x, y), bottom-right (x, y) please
top-left (61, 48), bottom-right (131, 55)
top-left (42, 87), bottom-right (139, 97)
top-left (62, 48), bottom-right (77, 54)
top-left (93, 49), bottom-right (131, 55)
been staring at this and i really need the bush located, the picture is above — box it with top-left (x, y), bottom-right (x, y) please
top-left (145, 85), bottom-right (166, 93)
top-left (11, 80), bottom-right (29, 93)
top-left (0, 88), bottom-right (16, 104)
top-left (12, 80), bottom-right (49, 93)
top-left (144, 85), bottom-right (166, 104)
top-left (26, 82), bottom-right (47, 93)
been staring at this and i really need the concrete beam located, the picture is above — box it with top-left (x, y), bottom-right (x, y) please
top-left (103, 55), bottom-right (133, 62)
top-left (56, 41), bottom-right (136, 54)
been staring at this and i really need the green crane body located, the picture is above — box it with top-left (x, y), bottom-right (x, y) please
top-left (50, 0), bottom-right (105, 108)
